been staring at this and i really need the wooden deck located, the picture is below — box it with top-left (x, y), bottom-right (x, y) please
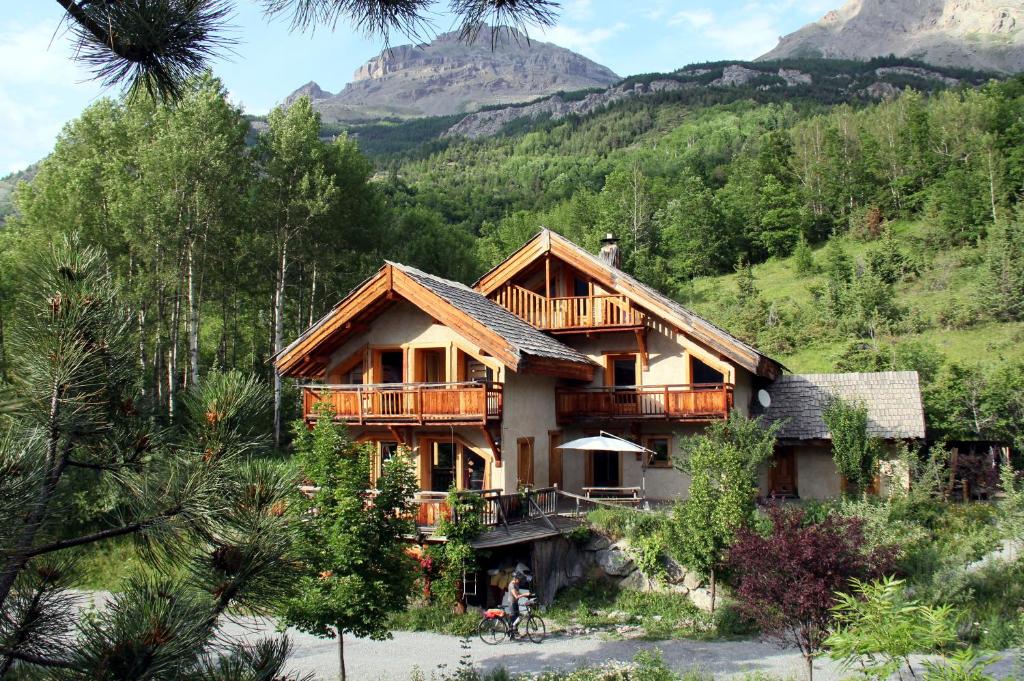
top-left (555, 383), bottom-right (733, 423)
top-left (493, 284), bottom-right (644, 333)
top-left (470, 515), bottom-right (581, 549)
top-left (303, 382), bottom-right (503, 425)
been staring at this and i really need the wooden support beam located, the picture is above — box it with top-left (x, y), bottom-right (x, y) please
top-left (635, 328), bottom-right (649, 370)
top-left (481, 426), bottom-right (502, 467)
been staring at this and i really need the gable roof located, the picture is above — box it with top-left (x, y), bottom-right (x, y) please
top-left (474, 229), bottom-right (785, 379)
top-left (274, 262), bottom-right (595, 380)
top-left (753, 371), bottom-right (926, 441)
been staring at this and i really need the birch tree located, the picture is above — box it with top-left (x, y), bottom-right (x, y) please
top-left (256, 98), bottom-right (336, 446)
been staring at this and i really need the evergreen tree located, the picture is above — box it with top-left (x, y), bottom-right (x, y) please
top-left (0, 237), bottom-right (299, 676)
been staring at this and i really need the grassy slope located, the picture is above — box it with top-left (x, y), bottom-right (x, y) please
top-left (685, 220), bottom-right (1024, 373)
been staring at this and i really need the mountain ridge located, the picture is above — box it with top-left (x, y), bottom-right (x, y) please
top-left (759, 0), bottom-right (1024, 73)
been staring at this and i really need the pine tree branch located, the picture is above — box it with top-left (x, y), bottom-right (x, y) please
top-left (24, 506), bottom-right (184, 559)
top-left (0, 646), bottom-right (74, 670)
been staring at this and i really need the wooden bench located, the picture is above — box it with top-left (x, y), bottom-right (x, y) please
top-left (582, 486), bottom-right (643, 507)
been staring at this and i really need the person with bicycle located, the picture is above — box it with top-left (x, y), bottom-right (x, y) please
top-left (502, 564), bottom-right (532, 637)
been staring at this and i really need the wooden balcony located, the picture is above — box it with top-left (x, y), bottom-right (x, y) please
top-left (411, 487), bottom-right (559, 535)
top-left (555, 384), bottom-right (733, 424)
top-left (303, 381), bottom-right (503, 425)
top-left (494, 285), bottom-right (644, 333)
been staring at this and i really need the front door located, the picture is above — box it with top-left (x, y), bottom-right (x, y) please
top-left (591, 451), bottom-right (620, 488)
top-left (769, 448), bottom-right (798, 497)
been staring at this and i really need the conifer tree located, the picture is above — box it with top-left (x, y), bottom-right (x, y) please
top-left (0, 237), bottom-right (301, 677)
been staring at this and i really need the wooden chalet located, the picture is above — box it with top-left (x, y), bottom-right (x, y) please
top-left (275, 229), bottom-right (925, 513)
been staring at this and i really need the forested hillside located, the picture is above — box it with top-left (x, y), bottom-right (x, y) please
top-left (1, 68), bottom-right (1022, 450)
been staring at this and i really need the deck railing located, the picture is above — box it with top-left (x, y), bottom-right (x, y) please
top-left (494, 285), bottom-right (643, 331)
top-left (555, 383), bottom-right (733, 423)
top-left (303, 382), bottom-right (503, 425)
top-left (411, 487), bottom-right (559, 535)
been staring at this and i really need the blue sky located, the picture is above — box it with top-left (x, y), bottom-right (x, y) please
top-left (0, 0), bottom-right (837, 175)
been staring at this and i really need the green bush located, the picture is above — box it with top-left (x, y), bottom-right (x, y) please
top-left (547, 580), bottom-right (715, 640)
top-left (388, 602), bottom-right (479, 637)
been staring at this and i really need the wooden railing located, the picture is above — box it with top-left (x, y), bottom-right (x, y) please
top-left (412, 487), bottom-right (559, 535)
top-left (494, 285), bottom-right (643, 331)
top-left (303, 382), bottom-right (503, 425)
top-left (555, 384), bottom-right (733, 423)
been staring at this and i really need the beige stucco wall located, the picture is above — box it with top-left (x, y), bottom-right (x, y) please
top-left (323, 301), bottom-right (504, 383)
top-left (501, 371), bottom-right (559, 491)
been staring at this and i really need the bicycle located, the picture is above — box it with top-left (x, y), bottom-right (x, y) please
top-left (478, 598), bottom-right (546, 644)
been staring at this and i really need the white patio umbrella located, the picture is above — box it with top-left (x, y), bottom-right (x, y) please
top-left (556, 431), bottom-right (655, 498)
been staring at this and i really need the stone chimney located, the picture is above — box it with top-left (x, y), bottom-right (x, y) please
top-left (598, 233), bottom-right (620, 269)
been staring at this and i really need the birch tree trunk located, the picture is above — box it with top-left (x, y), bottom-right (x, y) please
top-left (273, 237), bottom-right (288, 447)
top-left (168, 280), bottom-right (181, 422)
top-left (187, 239), bottom-right (200, 388)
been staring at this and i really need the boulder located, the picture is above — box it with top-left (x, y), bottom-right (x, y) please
top-left (619, 570), bottom-right (657, 592)
top-left (594, 547), bottom-right (635, 576)
top-left (682, 570), bottom-right (704, 592)
top-left (688, 586), bottom-right (715, 612)
top-left (582, 534), bottom-right (610, 552)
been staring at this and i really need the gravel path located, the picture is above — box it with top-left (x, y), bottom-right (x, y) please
top-left (219, 618), bottom-right (1022, 681)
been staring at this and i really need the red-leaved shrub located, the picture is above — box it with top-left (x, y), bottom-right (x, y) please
top-left (727, 504), bottom-right (895, 681)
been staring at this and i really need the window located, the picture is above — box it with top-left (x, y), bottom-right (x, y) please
top-left (379, 441), bottom-right (399, 478)
top-left (431, 442), bottom-right (456, 492)
top-left (343, 362), bottom-right (363, 385)
top-left (378, 350), bottom-right (404, 384)
top-left (573, 276), bottom-right (590, 297)
top-left (690, 356), bottom-right (725, 385)
top-left (645, 436), bottom-right (671, 468)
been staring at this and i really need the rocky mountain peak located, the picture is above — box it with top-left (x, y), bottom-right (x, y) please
top-left (284, 81), bottom-right (333, 108)
top-left (282, 25), bottom-right (620, 122)
top-left (759, 0), bottom-right (1024, 73)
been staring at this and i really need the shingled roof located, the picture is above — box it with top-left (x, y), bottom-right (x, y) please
top-left (274, 261), bottom-right (595, 379)
top-left (390, 262), bottom-right (593, 367)
top-left (754, 371), bottom-right (926, 441)
top-left (473, 230), bottom-right (785, 379)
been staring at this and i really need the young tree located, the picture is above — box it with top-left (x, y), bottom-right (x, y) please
top-left (822, 396), bottom-right (883, 497)
top-left (826, 577), bottom-right (958, 681)
top-left (0, 237), bottom-right (301, 676)
top-left (280, 413), bottom-right (419, 681)
top-left (670, 412), bottom-right (779, 613)
top-left (728, 505), bottom-right (893, 681)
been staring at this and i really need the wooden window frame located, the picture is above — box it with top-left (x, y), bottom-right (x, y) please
top-left (604, 353), bottom-right (641, 387)
top-left (372, 346), bottom-right (406, 384)
top-left (643, 435), bottom-right (673, 469)
top-left (687, 352), bottom-right (728, 385)
top-left (413, 346), bottom-right (448, 383)
top-left (418, 436), bottom-right (492, 492)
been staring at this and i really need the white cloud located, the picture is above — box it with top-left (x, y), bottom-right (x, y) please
top-left (0, 20), bottom-right (105, 174)
top-left (540, 21), bottom-right (627, 60)
top-left (669, 9), bottom-right (716, 29)
top-left (563, 0), bottom-right (595, 21)
top-left (702, 13), bottom-right (784, 58)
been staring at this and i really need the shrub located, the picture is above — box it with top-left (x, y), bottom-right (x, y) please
top-left (728, 505), bottom-right (894, 681)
